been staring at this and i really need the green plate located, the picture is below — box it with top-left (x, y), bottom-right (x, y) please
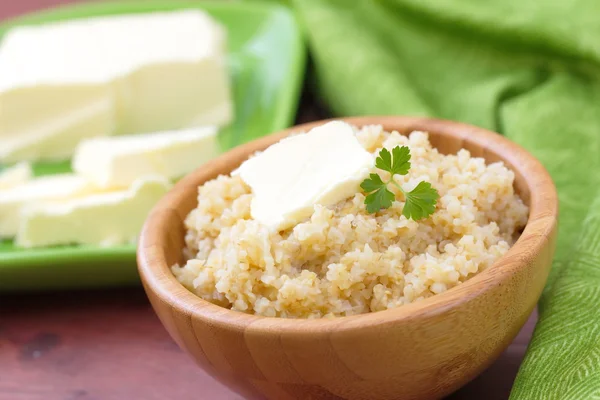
top-left (0, 0), bottom-right (305, 290)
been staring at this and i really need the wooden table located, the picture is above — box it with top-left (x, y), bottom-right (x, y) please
top-left (1, 288), bottom-right (536, 400)
top-left (0, 1), bottom-right (535, 399)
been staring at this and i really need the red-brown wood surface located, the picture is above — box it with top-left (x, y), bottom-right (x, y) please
top-left (0, 288), bottom-right (536, 400)
top-left (1, 2), bottom-right (536, 399)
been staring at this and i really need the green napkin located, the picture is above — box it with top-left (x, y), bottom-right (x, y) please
top-left (512, 196), bottom-right (600, 398)
top-left (270, 0), bottom-right (600, 397)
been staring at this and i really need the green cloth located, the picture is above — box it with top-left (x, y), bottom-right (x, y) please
top-left (270, 0), bottom-right (600, 397)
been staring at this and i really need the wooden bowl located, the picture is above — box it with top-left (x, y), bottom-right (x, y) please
top-left (137, 116), bottom-right (558, 400)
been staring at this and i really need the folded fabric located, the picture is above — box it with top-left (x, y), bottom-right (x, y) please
top-left (264, 0), bottom-right (600, 397)
top-left (512, 195), bottom-right (600, 398)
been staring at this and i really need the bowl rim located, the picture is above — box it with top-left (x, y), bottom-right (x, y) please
top-left (137, 116), bottom-right (558, 333)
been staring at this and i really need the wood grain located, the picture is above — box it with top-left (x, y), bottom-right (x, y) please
top-left (0, 288), bottom-right (243, 400)
top-left (137, 116), bottom-right (558, 400)
top-left (0, 288), bottom-right (537, 400)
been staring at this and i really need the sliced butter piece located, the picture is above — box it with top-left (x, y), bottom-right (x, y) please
top-left (16, 177), bottom-right (171, 248)
top-left (236, 121), bottom-right (373, 231)
top-left (0, 162), bottom-right (32, 190)
top-left (102, 10), bottom-right (232, 133)
top-left (0, 87), bottom-right (115, 162)
top-left (0, 10), bottom-right (232, 162)
top-left (0, 174), bottom-right (93, 237)
top-left (72, 127), bottom-right (218, 188)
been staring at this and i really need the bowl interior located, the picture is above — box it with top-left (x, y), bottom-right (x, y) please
top-left (139, 116), bottom-right (555, 326)
top-left (427, 131), bottom-right (530, 206)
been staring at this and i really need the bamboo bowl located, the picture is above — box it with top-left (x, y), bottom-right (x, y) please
top-left (137, 116), bottom-right (558, 400)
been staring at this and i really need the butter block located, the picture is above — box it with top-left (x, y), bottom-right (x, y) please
top-left (72, 127), bottom-right (218, 188)
top-left (0, 174), bottom-right (93, 237)
top-left (0, 162), bottom-right (32, 190)
top-left (104, 10), bottom-right (232, 133)
top-left (236, 121), bottom-right (373, 231)
top-left (0, 87), bottom-right (115, 162)
top-left (16, 177), bottom-right (171, 248)
top-left (0, 10), bottom-right (232, 162)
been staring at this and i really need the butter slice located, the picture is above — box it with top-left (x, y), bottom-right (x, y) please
top-left (0, 10), bottom-right (231, 162)
top-left (0, 87), bottom-right (115, 162)
top-left (0, 174), bottom-right (92, 237)
top-left (236, 121), bottom-right (373, 231)
top-left (16, 177), bottom-right (171, 248)
top-left (105, 11), bottom-right (232, 134)
top-left (0, 162), bottom-right (32, 190)
top-left (72, 127), bottom-right (218, 188)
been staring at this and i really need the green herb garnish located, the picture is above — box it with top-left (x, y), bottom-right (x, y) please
top-left (360, 146), bottom-right (439, 220)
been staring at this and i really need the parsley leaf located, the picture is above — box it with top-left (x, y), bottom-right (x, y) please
top-left (402, 181), bottom-right (440, 220)
top-left (360, 173), bottom-right (386, 192)
top-left (361, 174), bottom-right (395, 213)
top-left (391, 145), bottom-right (411, 175)
top-left (361, 145), bottom-right (439, 220)
top-left (375, 146), bottom-right (411, 176)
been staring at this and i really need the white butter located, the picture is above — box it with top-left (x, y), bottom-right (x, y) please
top-left (72, 127), bottom-right (219, 188)
top-left (0, 174), bottom-right (93, 237)
top-left (16, 177), bottom-right (171, 248)
top-left (0, 10), bottom-right (232, 162)
top-left (0, 89), bottom-right (115, 162)
top-left (0, 162), bottom-right (32, 190)
top-left (236, 121), bottom-right (373, 231)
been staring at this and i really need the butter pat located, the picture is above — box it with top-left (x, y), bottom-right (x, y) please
top-left (236, 121), bottom-right (373, 231)
top-left (0, 174), bottom-right (92, 237)
top-left (73, 127), bottom-right (219, 188)
top-left (0, 10), bottom-right (232, 162)
top-left (0, 162), bottom-right (32, 190)
top-left (16, 177), bottom-right (171, 248)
